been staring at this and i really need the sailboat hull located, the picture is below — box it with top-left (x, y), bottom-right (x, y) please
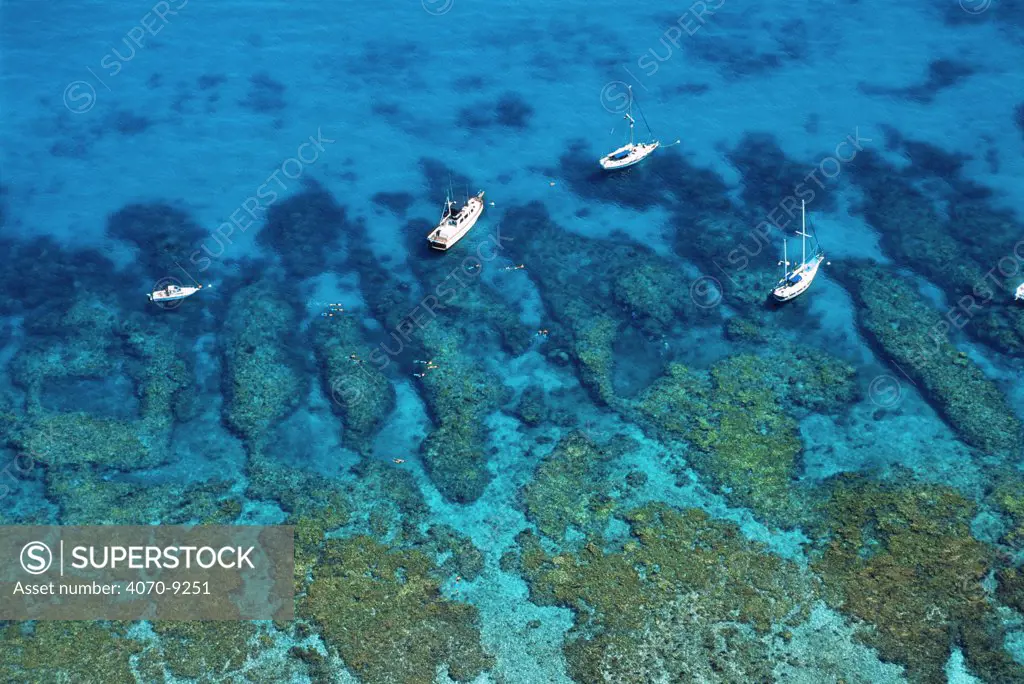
top-left (771, 254), bottom-right (824, 302)
top-left (599, 141), bottom-right (659, 170)
top-left (427, 192), bottom-right (485, 251)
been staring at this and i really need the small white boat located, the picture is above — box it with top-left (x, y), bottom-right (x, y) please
top-left (1015, 283), bottom-right (1024, 301)
top-left (427, 189), bottom-right (485, 251)
top-left (772, 201), bottom-right (825, 302)
top-left (148, 283), bottom-right (203, 303)
top-left (599, 86), bottom-right (661, 171)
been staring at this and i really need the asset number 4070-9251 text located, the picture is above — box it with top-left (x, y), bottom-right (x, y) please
top-left (125, 581), bottom-right (210, 595)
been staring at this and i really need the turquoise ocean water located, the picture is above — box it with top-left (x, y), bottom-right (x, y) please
top-left (1, 0), bottom-right (1024, 681)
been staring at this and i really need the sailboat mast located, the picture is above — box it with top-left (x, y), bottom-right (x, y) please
top-left (783, 240), bottom-right (788, 278)
top-left (801, 200), bottom-right (806, 265)
top-left (628, 86), bottom-right (635, 146)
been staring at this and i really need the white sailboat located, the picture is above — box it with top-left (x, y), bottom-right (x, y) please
top-left (427, 183), bottom-right (485, 251)
top-left (599, 86), bottom-right (662, 171)
top-left (771, 200), bottom-right (825, 302)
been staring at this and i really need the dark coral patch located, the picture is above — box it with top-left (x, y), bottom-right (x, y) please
top-left (420, 157), bottom-right (475, 202)
top-left (458, 91), bottom-right (534, 130)
top-left (49, 140), bottom-right (90, 158)
top-left (729, 132), bottom-right (839, 216)
top-left (109, 110), bottom-right (152, 135)
top-left (495, 91), bottom-right (534, 128)
top-left (371, 191), bottom-right (415, 216)
top-left (860, 58), bottom-right (975, 103)
top-left (258, 182), bottom-right (352, 279)
top-left (901, 138), bottom-right (970, 179)
top-left (198, 73), bottom-right (227, 90)
top-left (0, 236), bottom-right (116, 314)
top-left (106, 203), bottom-right (207, 275)
top-left (240, 71), bottom-right (286, 113)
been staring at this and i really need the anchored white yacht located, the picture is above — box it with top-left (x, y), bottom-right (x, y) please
top-left (771, 201), bottom-right (825, 302)
top-left (427, 189), bottom-right (485, 251)
top-left (599, 86), bottom-right (666, 171)
top-left (1015, 283), bottom-right (1024, 301)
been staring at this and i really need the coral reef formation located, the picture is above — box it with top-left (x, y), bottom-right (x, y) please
top-left (147, 621), bottom-right (261, 680)
top-left (0, 622), bottom-right (142, 682)
top-left (812, 476), bottom-right (1024, 683)
top-left (729, 132), bottom-right (839, 215)
top-left (521, 430), bottom-right (626, 542)
top-left (834, 260), bottom-right (1022, 454)
top-left (849, 151), bottom-right (1024, 356)
top-left (501, 202), bottom-right (714, 405)
top-left (302, 535), bottom-right (493, 683)
top-left (0, 236), bottom-right (116, 315)
top-left (46, 467), bottom-right (238, 525)
top-left (634, 350), bottom-right (855, 526)
top-left (7, 294), bottom-right (193, 471)
top-left (508, 503), bottom-right (816, 683)
top-left (311, 315), bottom-right (395, 455)
top-left (989, 471), bottom-right (1024, 548)
top-left (221, 281), bottom-right (305, 452)
top-left (106, 203), bottom-right (207, 274)
top-left (418, 325), bottom-right (508, 503)
top-left (258, 182), bottom-right (353, 279)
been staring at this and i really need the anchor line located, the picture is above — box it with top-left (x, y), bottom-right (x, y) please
top-left (173, 259), bottom-right (202, 288)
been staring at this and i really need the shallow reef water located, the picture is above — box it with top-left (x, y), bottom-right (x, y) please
top-left (1, 0), bottom-right (1024, 682)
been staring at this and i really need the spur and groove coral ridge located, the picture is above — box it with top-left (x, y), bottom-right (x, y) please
top-left (417, 325), bottom-right (508, 503)
top-left (834, 260), bottom-right (1023, 455)
top-left (849, 150), bottom-right (1024, 355)
top-left (521, 430), bottom-right (626, 543)
top-left (222, 281), bottom-right (306, 453)
top-left (500, 201), bottom-right (715, 405)
top-left (311, 314), bottom-right (395, 456)
top-left (348, 224), bottom-right (514, 503)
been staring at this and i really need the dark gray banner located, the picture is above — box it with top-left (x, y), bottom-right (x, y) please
top-left (1, 525), bottom-right (294, 620)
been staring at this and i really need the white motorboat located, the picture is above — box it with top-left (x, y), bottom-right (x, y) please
top-left (599, 86), bottom-right (667, 171)
top-left (148, 260), bottom-right (207, 305)
top-left (427, 189), bottom-right (485, 251)
top-left (771, 201), bottom-right (825, 302)
top-left (148, 283), bottom-right (203, 303)
top-left (1015, 283), bottom-right (1024, 301)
